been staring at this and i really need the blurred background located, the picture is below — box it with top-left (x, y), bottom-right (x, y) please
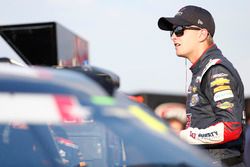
top-left (0, 0), bottom-right (249, 96)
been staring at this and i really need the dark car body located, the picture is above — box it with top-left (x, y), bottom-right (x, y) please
top-left (0, 64), bottom-right (216, 167)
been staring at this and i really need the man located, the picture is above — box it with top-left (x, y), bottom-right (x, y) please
top-left (158, 5), bottom-right (245, 167)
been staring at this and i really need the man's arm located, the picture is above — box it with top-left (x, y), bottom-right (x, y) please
top-left (180, 65), bottom-right (243, 144)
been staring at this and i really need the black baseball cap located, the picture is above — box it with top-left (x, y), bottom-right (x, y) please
top-left (158, 5), bottom-right (215, 37)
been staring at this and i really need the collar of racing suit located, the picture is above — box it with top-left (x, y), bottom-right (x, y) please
top-left (190, 44), bottom-right (222, 74)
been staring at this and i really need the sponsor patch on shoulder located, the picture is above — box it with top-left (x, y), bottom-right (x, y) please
top-left (214, 90), bottom-right (234, 102)
top-left (211, 78), bottom-right (230, 87)
top-left (211, 73), bottom-right (228, 79)
top-left (216, 102), bottom-right (234, 109)
top-left (213, 85), bottom-right (231, 93)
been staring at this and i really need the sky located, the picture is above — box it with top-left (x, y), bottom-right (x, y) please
top-left (0, 0), bottom-right (250, 96)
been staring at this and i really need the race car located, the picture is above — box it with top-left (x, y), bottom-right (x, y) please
top-left (0, 64), bottom-right (216, 167)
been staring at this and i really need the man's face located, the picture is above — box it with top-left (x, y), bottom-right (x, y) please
top-left (170, 25), bottom-right (201, 59)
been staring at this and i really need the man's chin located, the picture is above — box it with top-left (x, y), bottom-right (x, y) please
top-left (176, 54), bottom-right (185, 58)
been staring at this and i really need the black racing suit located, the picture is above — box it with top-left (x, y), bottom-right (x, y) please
top-left (180, 44), bottom-right (245, 166)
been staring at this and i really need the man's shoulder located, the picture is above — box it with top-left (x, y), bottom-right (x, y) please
top-left (202, 54), bottom-right (236, 75)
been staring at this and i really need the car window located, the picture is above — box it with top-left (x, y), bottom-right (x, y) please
top-left (0, 124), bottom-right (63, 167)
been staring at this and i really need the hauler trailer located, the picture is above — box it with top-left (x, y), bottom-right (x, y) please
top-left (0, 22), bottom-right (119, 95)
top-left (0, 22), bottom-right (89, 66)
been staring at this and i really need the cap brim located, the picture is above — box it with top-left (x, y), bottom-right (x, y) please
top-left (158, 17), bottom-right (192, 31)
top-left (158, 17), bottom-right (175, 31)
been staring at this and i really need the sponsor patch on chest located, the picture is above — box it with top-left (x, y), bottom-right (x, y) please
top-left (190, 94), bottom-right (199, 106)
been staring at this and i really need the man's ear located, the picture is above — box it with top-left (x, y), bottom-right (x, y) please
top-left (199, 29), bottom-right (209, 42)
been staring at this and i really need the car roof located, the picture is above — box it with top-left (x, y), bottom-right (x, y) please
top-left (0, 93), bottom-right (89, 124)
top-left (0, 64), bottom-right (108, 96)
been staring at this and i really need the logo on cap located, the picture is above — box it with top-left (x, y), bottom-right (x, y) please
top-left (198, 19), bottom-right (203, 25)
top-left (175, 12), bottom-right (183, 16)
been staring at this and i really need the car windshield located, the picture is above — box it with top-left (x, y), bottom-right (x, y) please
top-left (52, 121), bottom-right (124, 167)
